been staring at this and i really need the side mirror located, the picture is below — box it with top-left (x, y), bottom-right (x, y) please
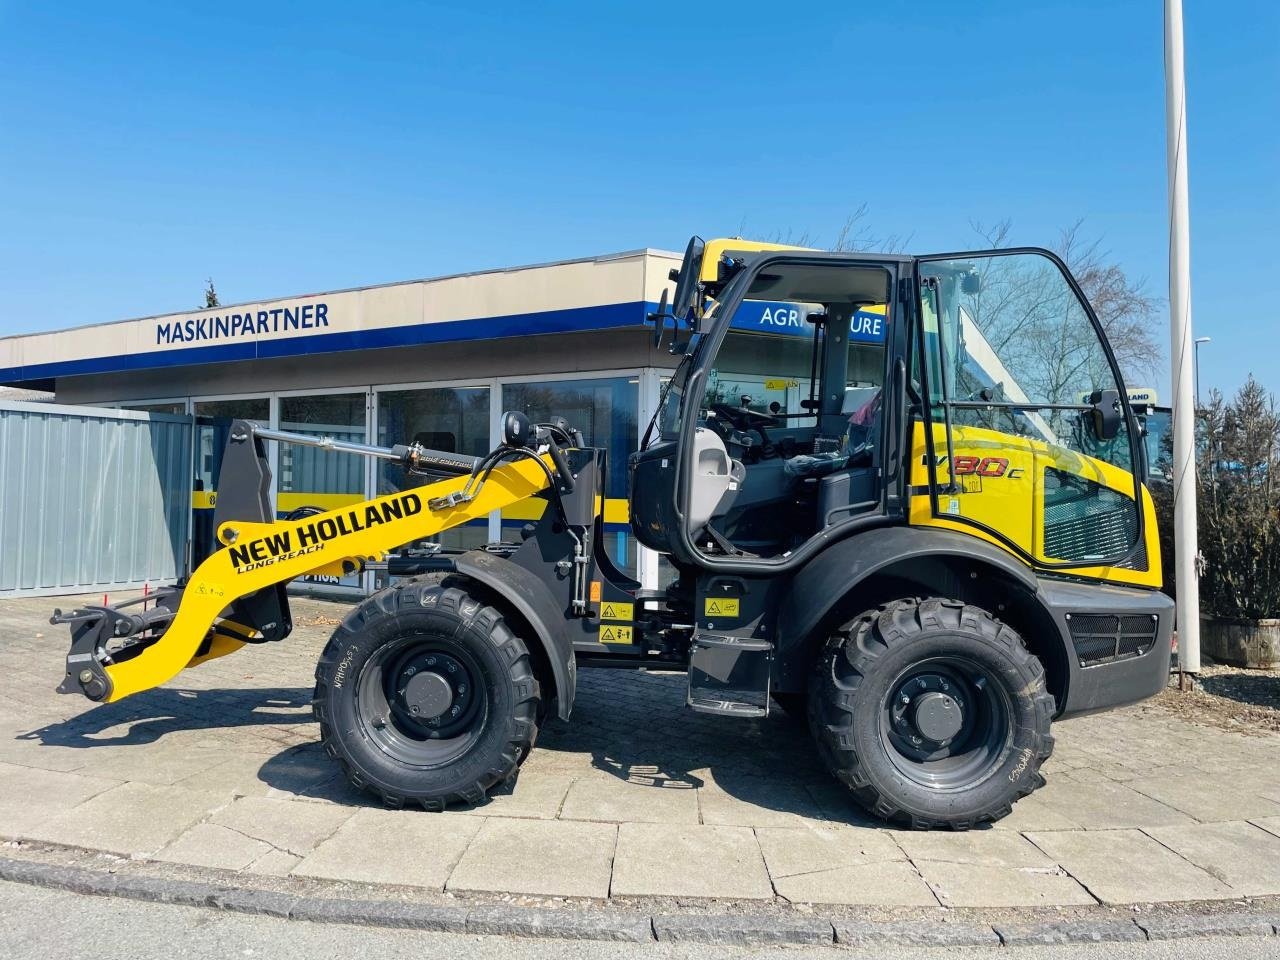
top-left (1088, 389), bottom-right (1123, 440)
top-left (649, 288), bottom-right (670, 349)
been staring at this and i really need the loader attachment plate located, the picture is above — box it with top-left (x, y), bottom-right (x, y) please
top-left (56, 454), bottom-right (555, 703)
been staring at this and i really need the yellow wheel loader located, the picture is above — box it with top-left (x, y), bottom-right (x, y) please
top-left (55, 238), bottom-right (1172, 829)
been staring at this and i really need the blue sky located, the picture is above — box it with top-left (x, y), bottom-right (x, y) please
top-left (1, 1), bottom-right (1275, 397)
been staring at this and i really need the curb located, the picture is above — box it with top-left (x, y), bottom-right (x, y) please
top-left (2, 855), bottom-right (1278, 948)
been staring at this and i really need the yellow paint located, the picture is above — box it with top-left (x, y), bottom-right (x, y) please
top-left (103, 455), bottom-right (556, 702)
top-left (907, 421), bottom-right (1161, 588)
top-left (193, 490), bottom-right (367, 512)
top-left (600, 601), bottom-right (633, 621)
top-left (277, 491), bottom-right (366, 512)
top-left (599, 624), bottom-right (633, 644)
top-left (697, 238), bottom-right (814, 283)
top-left (704, 597), bottom-right (740, 618)
top-left (502, 497), bottom-right (630, 524)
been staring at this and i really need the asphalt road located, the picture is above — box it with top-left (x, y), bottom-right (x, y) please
top-left (1, 881), bottom-right (1274, 960)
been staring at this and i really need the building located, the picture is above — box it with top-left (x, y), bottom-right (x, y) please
top-left (0, 249), bottom-right (685, 591)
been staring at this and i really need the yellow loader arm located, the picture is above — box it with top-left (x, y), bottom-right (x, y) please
top-left (55, 421), bottom-right (559, 704)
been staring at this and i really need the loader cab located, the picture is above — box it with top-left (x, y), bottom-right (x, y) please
top-left (631, 239), bottom-right (1153, 579)
top-left (632, 245), bottom-right (909, 565)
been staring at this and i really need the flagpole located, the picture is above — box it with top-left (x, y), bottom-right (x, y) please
top-left (1164, 0), bottom-right (1201, 675)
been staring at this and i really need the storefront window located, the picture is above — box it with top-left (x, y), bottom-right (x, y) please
top-left (501, 377), bottom-right (638, 574)
top-left (121, 400), bottom-right (186, 414)
top-left (191, 397), bottom-right (270, 563)
top-left (377, 386), bottom-right (491, 551)
top-left (278, 394), bottom-right (368, 590)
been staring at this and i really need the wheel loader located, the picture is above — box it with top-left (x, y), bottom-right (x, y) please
top-left (54, 237), bottom-right (1173, 829)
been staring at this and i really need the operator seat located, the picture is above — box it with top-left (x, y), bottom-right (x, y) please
top-left (688, 426), bottom-right (745, 532)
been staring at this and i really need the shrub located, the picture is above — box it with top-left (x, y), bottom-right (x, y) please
top-left (1197, 377), bottom-right (1280, 621)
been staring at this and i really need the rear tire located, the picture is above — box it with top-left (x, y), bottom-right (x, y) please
top-left (313, 577), bottom-right (540, 810)
top-left (809, 597), bottom-right (1054, 830)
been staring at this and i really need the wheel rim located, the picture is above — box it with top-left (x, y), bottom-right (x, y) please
top-left (355, 631), bottom-right (487, 767)
top-left (878, 656), bottom-right (1012, 790)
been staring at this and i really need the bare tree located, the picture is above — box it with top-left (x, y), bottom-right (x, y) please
top-left (747, 204), bottom-right (911, 254)
top-left (969, 219), bottom-right (1162, 384)
top-left (204, 278), bottom-right (220, 309)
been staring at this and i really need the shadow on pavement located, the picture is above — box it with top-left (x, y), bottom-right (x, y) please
top-left (17, 686), bottom-right (313, 748)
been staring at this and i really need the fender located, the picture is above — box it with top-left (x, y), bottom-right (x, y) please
top-left (453, 550), bottom-right (577, 720)
top-left (775, 526), bottom-right (1041, 676)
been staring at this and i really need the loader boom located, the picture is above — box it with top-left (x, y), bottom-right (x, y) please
top-left (55, 420), bottom-right (561, 704)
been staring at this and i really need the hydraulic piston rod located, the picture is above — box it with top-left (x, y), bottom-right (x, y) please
top-left (248, 424), bottom-right (482, 475)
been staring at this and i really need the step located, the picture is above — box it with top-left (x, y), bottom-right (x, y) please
top-left (687, 696), bottom-right (768, 718)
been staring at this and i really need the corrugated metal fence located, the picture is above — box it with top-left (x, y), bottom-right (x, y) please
top-left (0, 401), bottom-right (192, 597)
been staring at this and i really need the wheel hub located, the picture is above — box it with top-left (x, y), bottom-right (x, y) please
top-left (890, 671), bottom-right (970, 748)
top-left (912, 690), bottom-right (963, 743)
top-left (389, 649), bottom-right (476, 734)
top-left (403, 671), bottom-right (453, 719)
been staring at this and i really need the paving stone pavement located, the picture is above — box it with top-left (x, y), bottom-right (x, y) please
top-left (3, 592), bottom-right (1280, 908)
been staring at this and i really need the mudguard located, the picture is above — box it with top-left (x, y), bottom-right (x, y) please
top-left (773, 526), bottom-right (1044, 691)
top-left (453, 551), bottom-right (577, 720)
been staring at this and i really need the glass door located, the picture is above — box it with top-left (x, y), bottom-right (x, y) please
top-left (914, 249), bottom-right (1144, 568)
top-left (191, 396), bottom-right (270, 564)
top-left (277, 391), bottom-right (369, 592)
top-left (375, 385), bottom-right (492, 552)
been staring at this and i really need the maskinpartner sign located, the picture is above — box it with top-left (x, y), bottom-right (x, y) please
top-left (155, 301), bottom-right (330, 345)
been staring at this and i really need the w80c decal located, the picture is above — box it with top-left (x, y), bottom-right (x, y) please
top-left (923, 454), bottom-right (1025, 480)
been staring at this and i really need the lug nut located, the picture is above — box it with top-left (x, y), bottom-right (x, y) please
top-left (900, 694), bottom-right (910, 706)
top-left (410, 705), bottom-right (420, 715)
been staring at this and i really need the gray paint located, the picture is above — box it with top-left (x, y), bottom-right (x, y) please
top-left (54, 330), bottom-right (679, 405)
top-left (0, 401), bottom-right (191, 597)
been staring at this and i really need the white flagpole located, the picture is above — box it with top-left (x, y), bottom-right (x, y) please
top-left (1164, 0), bottom-right (1201, 675)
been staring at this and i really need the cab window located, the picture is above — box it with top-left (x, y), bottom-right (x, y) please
top-left (686, 261), bottom-right (892, 559)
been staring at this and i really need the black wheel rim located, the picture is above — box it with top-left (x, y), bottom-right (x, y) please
top-left (355, 631), bottom-right (487, 767)
top-left (878, 656), bottom-right (1012, 790)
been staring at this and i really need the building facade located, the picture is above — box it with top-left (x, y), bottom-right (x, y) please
top-left (0, 249), bottom-right (684, 592)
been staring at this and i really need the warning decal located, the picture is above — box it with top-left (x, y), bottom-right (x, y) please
top-left (703, 597), bottom-right (740, 618)
top-left (599, 624), bottom-right (634, 644)
top-left (600, 601), bottom-right (633, 622)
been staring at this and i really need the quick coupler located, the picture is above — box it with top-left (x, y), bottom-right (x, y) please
top-left (52, 591), bottom-right (180, 702)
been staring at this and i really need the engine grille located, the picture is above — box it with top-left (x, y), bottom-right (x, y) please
top-left (1067, 613), bottom-right (1158, 667)
top-left (1043, 468), bottom-right (1144, 568)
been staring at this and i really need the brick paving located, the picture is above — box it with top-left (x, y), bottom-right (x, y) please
top-left (3, 591), bottom-right (1280, 906)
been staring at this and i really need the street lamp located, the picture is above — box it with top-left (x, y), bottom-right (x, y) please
top-left (1194, 336), bottom-right (1211, 407)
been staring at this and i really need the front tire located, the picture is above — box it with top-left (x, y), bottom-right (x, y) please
top-left (809, 597), bottom-right (1054, 830)
top-left (313, 578), bottom-right (540, 810)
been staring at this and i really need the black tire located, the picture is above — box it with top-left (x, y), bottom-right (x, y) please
top-left (770, 692), bottom-right (809, 722)
top-left (313, 577), bottom-right (540, 810)
top-left (808, 597), bottom-right (1054, 830)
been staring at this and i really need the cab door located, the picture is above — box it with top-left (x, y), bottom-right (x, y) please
top-left (671, 252), bottom-right (906, 569)
top-left (909, 248), bottom-right (1156, 584)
